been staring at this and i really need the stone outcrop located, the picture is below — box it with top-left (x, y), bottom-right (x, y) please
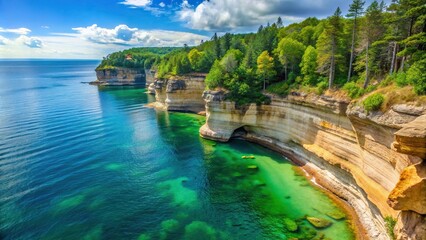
top-left (93, 68), bottom-right (144, 86)
top-left (199, 91), bottom-right (426, 240)
top-left (152, 74), bottom-right (206, 113)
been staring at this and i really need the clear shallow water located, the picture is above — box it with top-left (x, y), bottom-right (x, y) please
top-left (0, 60), bottom-right (355, 240)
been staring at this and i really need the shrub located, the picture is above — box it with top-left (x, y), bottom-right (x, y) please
top-left (316, 81), bottom-right (328, 95)
top-left (343, 82), bottom-right (365, 99)
top-left (363, 93), bottom-right (385, 112)
top-left (266, 81), bottom-right (290, 96)
top-left (384, 216), bottom-right (396, 240)
top-left (407, 59), bottom-right (426, 95)
top-left (395, 72), bottom-right (409, 87)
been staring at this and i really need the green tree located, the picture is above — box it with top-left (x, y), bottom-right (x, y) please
top-left (300, 46), bottom-right (318, 85)
top-left (317, 7), bottom-right (344, 89)
top-left (205, 60), bottom-right (225, 89)
top-left (347, 0), bottom-right (365, 82)
top-left (361, 0), bottom-right (385, 88)
top-left (276, 38), bottom-right (306, 80)
top-left (257, 51), bottom-right (276, 90)
top-left (188, 49), bottom-right (204, 72)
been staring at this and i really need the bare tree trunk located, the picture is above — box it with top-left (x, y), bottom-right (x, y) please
top-left (363, 42), bottom-right (370, 89)
top-left (347, 17), bottom-right (357, 82)
top-left (390, 41), bottom-right (397, 74)
top-left (284, 64), bottom-right (288, 81)
top-left (329, 41), bottom-right (336, 90)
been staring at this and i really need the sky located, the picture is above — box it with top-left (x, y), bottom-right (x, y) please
top-left (0, 0), bottom-right (390, 59)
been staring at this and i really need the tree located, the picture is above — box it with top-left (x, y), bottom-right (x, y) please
top-left (213, 33), bottom-right (221, 59)
top-left (276, 38), bottom-right (306, 81)
top-left (347, 0), bottom-right (365, 82)
top-left (317, 7), bottom-right (344, 89)
top-left (256, 51), bottom-right (276, 90)
top-left (277, 17), bottom-right (283, 28)
top-left (205, 60), bottom-right (225, 89)
top-left (361, 0), bottom-right (385, 88)
top-left (222, 33), bottom-right (232, 53)
top-left (188, 49), bottom-right (203, 72)
top-left (300, 46), bottom-right (318, 85)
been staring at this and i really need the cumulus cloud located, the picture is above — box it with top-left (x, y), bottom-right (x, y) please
top-left (17, 35), bottom-right (44, 48)
top-left (0, 35), bottom-right (10, 45)
top-left (177, 0), bottom-right (341, 31)
top-left (159, 2), bottom-right (165, 7)
top-left (119, 0), bottom-right (152, 7)
top-left (0, 27), bottom-right (31, 35)
top-left (72, 24), bottom-right (208, 47)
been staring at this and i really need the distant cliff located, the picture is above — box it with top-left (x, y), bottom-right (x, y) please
top-left (92, 67), bottom-right (145, 86)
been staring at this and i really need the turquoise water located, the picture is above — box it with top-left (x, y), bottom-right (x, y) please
top-left (0, 60), bottom-right (355, 239)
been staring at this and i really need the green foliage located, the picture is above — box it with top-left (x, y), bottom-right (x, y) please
top-left (407, 59), bottom-right (426, 95)
top-left (276, 38), bottom-right (306, 79)
top-left (395, 72), bottom-right (409, 87)
top-left (363, 93), bottom-right (384, 111)
top-left (257, 51), bottom-right (276, 89)
top-left (300, 46), bottom-right (318, 85)
top-left (384, 216), bottom-right (396, 240)
top-left (96, 47), bottom-right (177, 70)
top-left (266, 81), bottom-right (290, 96)
top-left (343, 82), bottom-right (365, 99)
top-left (316, 80), bottom-right (328, 95)
top-left (205, 60), bottom-right (225, 89)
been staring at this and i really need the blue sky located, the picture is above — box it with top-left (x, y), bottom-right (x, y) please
top-left (0, 0), bottom-right (390, 59)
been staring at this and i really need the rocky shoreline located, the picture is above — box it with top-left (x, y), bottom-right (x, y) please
top-left (135, 68), bottom-right (425, 240)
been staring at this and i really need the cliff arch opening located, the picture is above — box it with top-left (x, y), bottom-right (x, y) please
top-left (230, 126), bottom-right (248, 139)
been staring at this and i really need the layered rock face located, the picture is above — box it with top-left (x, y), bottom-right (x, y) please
top-left (94, 68), bottom-right (144, 85)
top-left (152, 74), bottom-right (206, 113)
top-left (200, 91), bottom-right (426, 240)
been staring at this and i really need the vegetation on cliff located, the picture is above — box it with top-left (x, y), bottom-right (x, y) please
top-left (101, 0), bottom-right (425, 107)
top-left (96, 47), bottom-right (178, 70)
top-left (154, 0), bottom-right (425, 106)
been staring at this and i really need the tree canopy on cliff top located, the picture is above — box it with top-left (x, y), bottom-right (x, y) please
top-left (100, 0), bottom-right (426, 105)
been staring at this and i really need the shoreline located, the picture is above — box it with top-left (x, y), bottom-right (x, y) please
top-left (148, 104), bottom-right (366, 239)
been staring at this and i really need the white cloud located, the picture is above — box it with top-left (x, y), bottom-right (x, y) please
top-left (177, 0), bottom-right (338, 32)
top-left (0, 27), bottom-right (31, 35)
top-left (72, 24), bottom-right (208, 47)
top-left (119, 0), bottom-right (152, 7)
top-left (41, 26), bottom-right (50, 29)
top-left (159, 2), bottom-right (165, 7)
top-left (17, 35), bottom-right (44, 48)
top-left (0, 24), bottom-right (208, 59)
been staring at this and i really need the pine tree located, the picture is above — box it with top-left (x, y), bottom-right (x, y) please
top-left (362, 0), bottom-right (385, 88)
top-left (317, 7), bottom-right (344, 89)
top-left (347, 0), bottom-right (365, 82)
top-left (277, 17), bottom-right (283, 28)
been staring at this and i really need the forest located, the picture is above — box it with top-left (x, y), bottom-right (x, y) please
top-left (99, 0), bottom-right (426, 107)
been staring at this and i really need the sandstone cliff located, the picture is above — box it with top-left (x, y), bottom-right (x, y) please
top-left (94, 67), bottom-right (144, 86)
top-left (199, 91), bottom-right (426, 240)
top-left (150, 73), bottom-right (206, 113)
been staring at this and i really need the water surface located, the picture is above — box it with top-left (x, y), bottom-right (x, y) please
top-left (0, 60), bottom-right (355, 239)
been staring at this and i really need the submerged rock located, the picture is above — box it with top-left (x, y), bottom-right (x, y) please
top-left (283, 218), bottom-right (298, 232)
top-left (326, 211), bottom-right (346, 220)
top-left (306, 217), bottom-right (332, 228)
top-left (247, 165), bottom-right (259, 170)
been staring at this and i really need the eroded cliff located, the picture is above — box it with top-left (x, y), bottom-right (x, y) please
top-left (94, 68), bottom-right (145, 86)
top-left (150, 73), bottom-right (206, 113)
top-left (199, 91), bottom-right (426, 240)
